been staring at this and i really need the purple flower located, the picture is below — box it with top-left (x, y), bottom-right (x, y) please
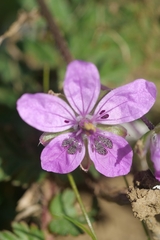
top-left (17, 60), bottom-right (156, 177)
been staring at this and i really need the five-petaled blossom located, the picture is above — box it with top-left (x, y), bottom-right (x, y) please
top-left (17, 60), bottom-right (156, 177)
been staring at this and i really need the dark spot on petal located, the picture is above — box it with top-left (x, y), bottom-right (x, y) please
top-left (64, 120), bottom-right (70, 123)
top-left (62, 137), bottom-right (82, 155)
top-left (101, 114), bottom-right (109, 119)
top-left (104, 138), bottom-right (113, 149)
top-left (67, 146), bottom-right (77, 154)
top-left (99, 110), bottom-right (105, 115)
top-left (93, 134), bottom-right (113, 156)
top-left (98, 135), bottom-right (113, 149)
top-left (62, 139), bottom-right (70, 148)
top-left (96, 146), bottom-right (108, 155)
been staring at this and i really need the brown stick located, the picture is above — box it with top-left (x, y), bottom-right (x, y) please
top-left (36, 0), bottom-right (73, 64)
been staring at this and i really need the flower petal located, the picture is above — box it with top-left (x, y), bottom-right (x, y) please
top-left (64, 60), bottom-right (101, 116)
top-left (150, 133), bottom-right (160, 181)
top-left (17, 93), bottom-right (76, 132)
top-left (41, 133), bottom-right (85, 174)
top-left (94, 79), bottom-right (157, 124)
top-left (88, 131), bottom-right (133, 177)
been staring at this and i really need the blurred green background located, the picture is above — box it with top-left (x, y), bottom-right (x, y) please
top-left (0, 0), bottom-right (160, 237)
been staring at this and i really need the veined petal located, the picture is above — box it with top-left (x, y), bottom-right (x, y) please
top-left (94, 79), bottom-right (156, 124)
top-left (88, 131), bottom-right (133, 177)
top-left (64, 60), bottom-right (101, 116)
top-left (41, 133), bottom-right (85, 174)
top-left (150, 133), bottom-right (160, 181)
top-left (17, 93), bottom-right (76, 132)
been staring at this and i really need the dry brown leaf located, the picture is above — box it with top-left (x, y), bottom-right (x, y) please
top-left (0, 9), bottom-right (38, 44)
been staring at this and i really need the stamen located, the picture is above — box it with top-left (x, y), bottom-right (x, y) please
top-left (84, 122), bottom-right (96, 132)
top-left (101, 114), bottom-right (109, 119)
top-left (99, 110), bottom-right (109, 119)
top-left (99, 110), bottom-right (105, 115)
top-left (64, 120), bottom-right (70, 123)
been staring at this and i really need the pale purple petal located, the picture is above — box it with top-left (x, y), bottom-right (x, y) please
top-left (17, 93), bottom-right (76, 132)
top-left (41, 133), bottom-right (85, 174)
top-left (64, 60), bottom-right (101, 116)
top-left (94, 79), bottom-right (156, 124)
top-left (88, 131), bottom-right (133, 177)
top-left (150, 133), bottom-right (160, 181)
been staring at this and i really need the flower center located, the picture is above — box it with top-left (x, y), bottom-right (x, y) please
top-left (74, 115), bottom-right (96, 137)
top-left (83, 122), bottom-right (96, 133)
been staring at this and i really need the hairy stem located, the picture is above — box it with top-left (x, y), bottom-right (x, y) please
top-left (67, 173), bottom-right (97, 240)
top-left (43, 65), bottom-right (50, 92)
top-left (141, 116), bottom-right (155, 130)
top-left (36, 0), bottom-right (73, 64)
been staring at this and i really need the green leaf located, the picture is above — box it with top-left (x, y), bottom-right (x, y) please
top-left (0, 222), bottom-right (44, 240)
top-left (49, 189), bottom-right (82, 236)
top-left (17, 0), bottom-right (37, 11)
top-left (49, 218), bottom-right (81, 236)
top-left (48, 0), bottom-right (73, 31)
top-left (0, 158), bottom-right (9, 181)
top-left (49, 189), bottom-right (77, 217)
top-left (61, 189), bottom-right (77, 217)
top-left (23, 40), bottom-right (58, 67)
top-left (49, 188), bottom-right (98, 236)
top-left (60, 214), bottom-right (95, 239)
top-left (0, 231), bottom-right (18, 240)
top-left (49, 193), bottom-right (63, 216)
top-left (89, 165), bottom-right (100, 180)
top-left (0, 88), bottom-right (18, 107)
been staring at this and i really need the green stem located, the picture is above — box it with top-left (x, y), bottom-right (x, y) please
top-left (67, 173), bottom-right (97, 240)
top-left (43, 65), bottom-right (50, 93)
top-left (123, 176), bottom-right (151, 240)
top-left (123, 175), bottom-right (129, 188)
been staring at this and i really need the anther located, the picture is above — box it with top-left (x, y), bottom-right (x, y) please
top-left (64, 120), bottom-right (70, 123)
top-left (99, 110), bottom-right (105, 115)
top-left (101, 114), bottom-right (109, 119)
